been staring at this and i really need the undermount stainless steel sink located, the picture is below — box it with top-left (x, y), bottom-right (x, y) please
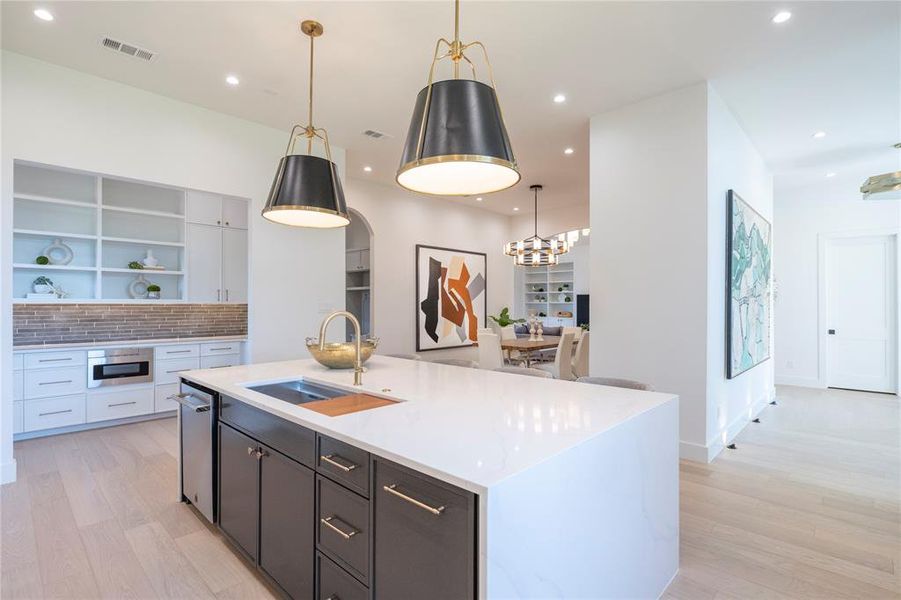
top-left (246, 380), bottom-right (347, 406)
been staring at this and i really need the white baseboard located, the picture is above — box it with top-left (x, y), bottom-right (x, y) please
top-left (1, 459), bottom-right (17, 485)
top-left (679, 440), bottom-right (710, 463)
top-left (775, 375), bottom-right (823, 388)
top-left (680, 388), bottom-right (775, 464)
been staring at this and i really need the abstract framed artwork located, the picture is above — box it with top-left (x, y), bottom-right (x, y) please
top-left (415, 244), bottom-right (487, 352)
top-left (727, 190), bottom-right (772, 379)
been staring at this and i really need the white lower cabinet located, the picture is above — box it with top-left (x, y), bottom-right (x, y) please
top-left (155, 357), bottom-right (200, 385)
top-left (13, 402), bottom-right (24, 434)
top-left (200, 354), bottom-right (240, 369)
top-left (13, 370), bottom-right (24, 401)
top-left (25, 366), bottom-right (86, 399)
top-left (86, 386), bottom-right (155, 423)
top-left (24, 394), bottom-right (86, 432)
top-left (155, 383), bottom-right (180, 413)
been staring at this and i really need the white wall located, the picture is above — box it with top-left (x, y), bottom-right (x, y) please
top-left (1, 52), bottom-right (346, 482)
top-left (344, 177), bottom-right (514, 360)
top-left (508, 202), bottom-right (589, 240)
top-left (590, 82), bottom-right (774, 462)
top-left (775, 182), bottom-right (900, 387)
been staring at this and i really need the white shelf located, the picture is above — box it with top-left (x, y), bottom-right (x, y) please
top-left (14, 229), bottom-right (98, 240)
top-left (101, 268), bottom-right (184, 275)
top-left (101, 205), bottom-right (184, 220)
top-left (13, 263), bottom-right (97, 272)
top-left (14, 193), bottom-right (97, 209)
top-left (102, 236), bottom-right (185, 247)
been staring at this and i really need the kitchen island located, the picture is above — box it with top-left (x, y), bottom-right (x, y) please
top-left (180, 355), bottom-right (679, 599)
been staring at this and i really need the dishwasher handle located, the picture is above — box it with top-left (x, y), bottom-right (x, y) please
top-left (169, 393), bottom-right (211, 413)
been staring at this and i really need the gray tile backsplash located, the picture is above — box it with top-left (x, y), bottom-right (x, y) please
top-left (13, 303), bottom-right (247, 346)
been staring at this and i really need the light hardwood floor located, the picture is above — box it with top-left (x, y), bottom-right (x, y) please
top-left (1, 385), bottom-right (898, 599)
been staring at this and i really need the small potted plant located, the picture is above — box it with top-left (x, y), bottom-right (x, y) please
top-left (33, 276), bottom-right (54, 294)
top-left (35, 255), bottom-right (50, 265)
top-left (146, 284), bottom-right (161, 300)
top-left (128, 261), bottom-right (144, 270)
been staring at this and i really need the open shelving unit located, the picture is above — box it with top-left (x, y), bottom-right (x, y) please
top-left (522, 261), bottom-right (575, 326)
top-left (12, 162), bottom-right (187, 302)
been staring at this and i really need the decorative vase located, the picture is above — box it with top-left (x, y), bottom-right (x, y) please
top-left (529, 319), bottom-right (537, 342)
top-left (42, 238), bottom-right (74, 265)
top-left (128, 275), bottom-right (150, 299)
top-left (34, 283), bottom-right (53, 294)
top-left (536, 322), bottom-right (544, 341)
top-left (142, 249), bottom-right (159, 268)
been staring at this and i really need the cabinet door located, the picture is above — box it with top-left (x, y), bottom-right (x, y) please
top-left (185, 190), bottom-right (223, 226)
top-left (218, 423), bottom-right (259, 561)
top-left (221, 228), bottom-right (248, 303)
top-left (373, 459), bottom-right (475, 599)
top-left (259, 446), bottom-right (315, 599)
top-left (221, 197), bottom-right (248, 230)
top-left (187, 223), bottom-right (222, 302)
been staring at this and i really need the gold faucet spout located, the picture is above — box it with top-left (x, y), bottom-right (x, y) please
top-left (318, 311), bottom-right (364, 386)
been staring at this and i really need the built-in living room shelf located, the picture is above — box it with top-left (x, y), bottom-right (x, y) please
top-left (521, 261), bottom-right (575, 326)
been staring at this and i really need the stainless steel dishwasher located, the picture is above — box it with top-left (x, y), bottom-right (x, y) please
top-left (172, 381), bottom-right (218, 523)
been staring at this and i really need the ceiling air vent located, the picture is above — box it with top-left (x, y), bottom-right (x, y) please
top-left (101, 37), bottom-right (155, 61)
top-left (362, 129), bottom-right (391, 140)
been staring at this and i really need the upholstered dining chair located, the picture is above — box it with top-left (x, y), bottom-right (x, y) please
top-left (571, 331), bottom-right (589, 379)
top-left (534, 332), bottom-right (576, 380)
top-left (477, 332), bottom-right (505, 371)
top-left (575, 376), bottom-right (655, 391)
top-left (498, 325), bottom-right (525, 364)
top-left (493, 366), bottom-right (552, 378)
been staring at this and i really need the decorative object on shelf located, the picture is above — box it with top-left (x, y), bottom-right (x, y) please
top-left (35, 255), bottom-right (49, 265)
top-left (128, 261), bottom-right (144, 270)
top-left (42, 238), bottom-right (74, 265)
top-left (416, 244), bottom-right (487, 351)
top-left (528, 317), bottom-right (537, 341)
top-left (504, 185), bottom-right (570, 266)
top-left (128, 274), bottom-right (153, 299)
top-left (564, 295), bottom-right (572, 303)
top-left (557, 311), bottom-right (573, 318)
top-left (32, 276), bottom-right (54, 294)
top-left (488, 307), bottom-right (524, 328)
top-left (536, 321), bottom-right (544, 341)
top-left (142, 249), bottom-right (159, 268)
top-left (146, 284), bottom-right (161, 300)
top-left (538, 311), bottom-right (546, 317)
top-left (262, 20), bottom-right (349, 229)
top-left (25, 292), bottom-right (57, 300)
top-left (727, 189), bottom-right (772, 379)
top-left (396, 0), bottom-right (519, 196)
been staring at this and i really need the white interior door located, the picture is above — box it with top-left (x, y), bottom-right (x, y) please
top-left (825, 235), bottom-right (897, 393)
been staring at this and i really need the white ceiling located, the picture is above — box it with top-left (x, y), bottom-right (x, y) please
top-left (2, 1), bottom-right (898, 215)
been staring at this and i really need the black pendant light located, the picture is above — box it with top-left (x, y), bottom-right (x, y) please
top-left (396, 0), bottom-right (520, 196)
top-left (262, 20), bottom-right (349, 228)
top-left (504, 185), bottom-right (570, 266)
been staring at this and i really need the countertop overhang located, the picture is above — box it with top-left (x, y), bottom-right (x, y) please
top-left (181, 356), bottom-right (677, 494)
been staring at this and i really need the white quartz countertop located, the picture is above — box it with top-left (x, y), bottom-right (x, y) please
top-left (13, 335), bottom-right (247, 352)
top-left (181, 356), bottom-right (677, 494)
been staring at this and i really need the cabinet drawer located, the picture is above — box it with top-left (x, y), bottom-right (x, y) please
top-left (201, 341), bottom-right (242, 356)
top-left (317, 434), bottom-right (370, 498)
top-left (219, 395), bottom-right (315, 468)
top-left (154, 383), bottom-right (180, 413)
top-left (155, 357), bottom-right (200, 385)
top-left (317, 475), bottom-right (369, 584)
top-left (317, 552), bottom-right (368, 600)
top-left (24, 366), bottom-right (86, 399)
top-left (154, 344), bottom-right (199, 360)
top-left (13, 402), bottom-right (24, 435)
top-left (13, 354), bottom-right (24, 371)
top-left (25, 350), bottom-right (86, 369)
top-left (13, 370), bottom-right (24, 401)
top-left (200, 354), bottom-right (240, 369)
top-left (23, 394), bottom-right (86, 432)
top-left (86, 386), bottom-right (154, 423)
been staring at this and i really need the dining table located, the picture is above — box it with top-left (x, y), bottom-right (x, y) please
top-left (500, 335), bottom-right (560, 368)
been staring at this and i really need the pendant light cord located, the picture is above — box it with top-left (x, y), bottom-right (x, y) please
top-left (534, 186), bottom-right (539, 237)
top-left (307, 32), bottom-right (315, 154)
top-left (453, 0), bottom-right (461, 78)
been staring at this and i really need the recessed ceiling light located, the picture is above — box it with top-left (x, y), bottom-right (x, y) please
top-left (564, 148), bottom-right (574, 155)
top-left (363, 166), bottom-right (373, 173)
top-left (513, 207), bottom-right (519, 211)
top-left (225, 75), bottom-right (240, 86)
top-left (826, 172), bottom-right (836, 178)
top-left (772, 11), bottom-right (792, 24)
top-left (33, 8), bottom-right (54, 21)
top-left (553, 94), bottom-right (566, 104)
top-left (812, 130), bottom-right (826, 139)
top-left (476, 197), bottom-right (483, 202)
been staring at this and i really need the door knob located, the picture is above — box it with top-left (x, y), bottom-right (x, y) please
top-left (828, 329), bottom-right (836, 335)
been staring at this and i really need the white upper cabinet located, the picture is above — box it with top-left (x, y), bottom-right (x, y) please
top-left (221, 228), bottom-right (248, 303)
top-left (187, 191), bottom-right (248, 230)
top-left (187, 223), bottom-right (223, 302)
top-left (221, 197), bottom-right (249, 230)
top-left (185, 190), bottom-right (224, 227)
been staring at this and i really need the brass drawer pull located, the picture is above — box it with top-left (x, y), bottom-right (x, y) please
top-left (383, 484), bottom-right (445, 515)
top-left (39, 380), bottom-right (73, 385)
top-left (320, 454), bottom-right (358, 472)
top-left (320, 516), bottom-right (358, 540)
top-left (39, 409), bottom-right (73, 417)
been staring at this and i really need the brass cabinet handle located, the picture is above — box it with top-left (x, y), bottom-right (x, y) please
top-left (320, 454), bottom-right (358, 472)
top-left (382, 484), bottom-right (445, 515)
top-left (39, 380), bottom-right (73, 385)
top-left (320, 516), bottom-right (358, 540)
top-left (325, 596), bottom-right (340, 600)
top-left (246, 447), bottom-right (267, 460)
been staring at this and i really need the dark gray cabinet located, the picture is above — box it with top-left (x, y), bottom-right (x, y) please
top-left (373, 458), bottom-right (476, 600)
top-left (218, 423), bottom-right (259, 561)
top-left (260, 446), bottom-right (315, 599)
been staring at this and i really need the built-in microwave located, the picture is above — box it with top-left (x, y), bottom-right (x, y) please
top-left (87, 348), bottom-right (154, 388)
